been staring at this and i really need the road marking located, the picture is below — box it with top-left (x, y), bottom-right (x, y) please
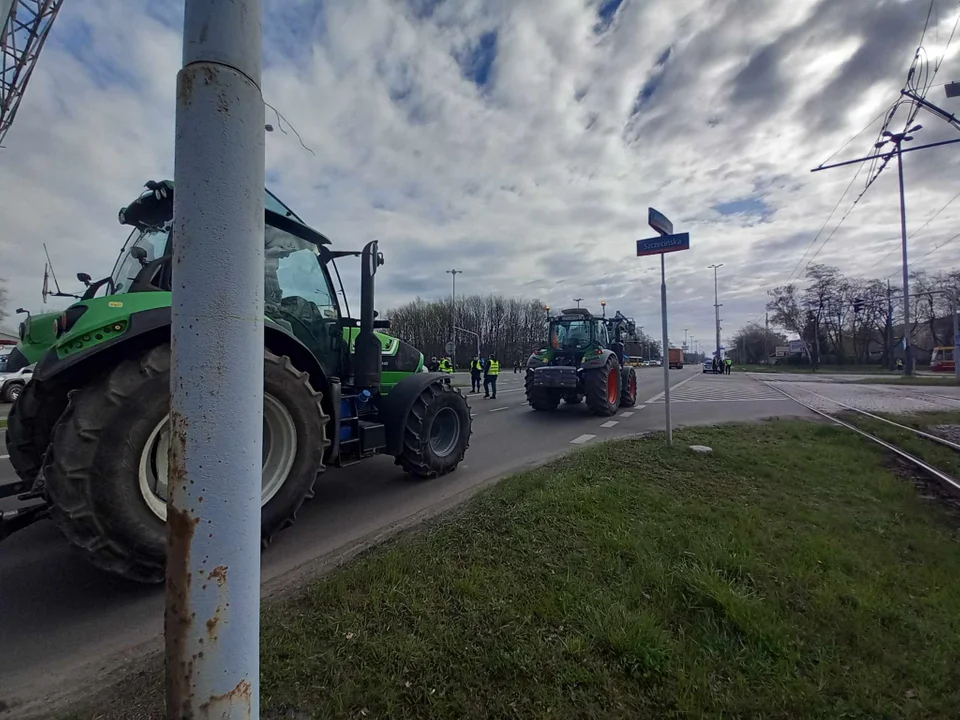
top-left (644, 373), bottom-right (699, 403)
top-left (490, 406), bottom-right (509, 412)
top-left (0, 454), bottom-right (8, 460)
top-left (619, 411), bottom-right (634, 418)
top-left (600, 420), bottom-right (618, 428)
top-left (470, 413), bottom-right (477, 418)
top-left (570, 434), bottom-right (595, 444)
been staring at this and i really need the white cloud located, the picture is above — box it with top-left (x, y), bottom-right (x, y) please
top-left (2, 0), bottom-right (960, 347)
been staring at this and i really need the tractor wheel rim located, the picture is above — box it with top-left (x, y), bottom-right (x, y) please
top-left (607, 369), bottom-right (618, 405)
top-left (138, 394), bottom-right (298, 523)
top-left (429, 407), bottom-right (460, 458)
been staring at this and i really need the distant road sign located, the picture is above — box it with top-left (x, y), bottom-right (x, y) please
top-left (636, 232), bottom-right (690, 257)
top-left (648, 207), bottom-right (674, 236)
top-left (776, 346), bottom-right (788, 357)
top-left (445, 340), bottom-right (455, 354)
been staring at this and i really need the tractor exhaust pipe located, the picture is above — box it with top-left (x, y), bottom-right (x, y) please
top-left (354, 240), bottom-right (383, 391)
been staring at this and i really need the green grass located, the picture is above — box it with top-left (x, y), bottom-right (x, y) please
top-left (737, 364), bottom-right (895, 375)
top-left (857, 376), bottom-right (960, 387)
top-left (0, 417), bottom-right (6, 429)
top-left (70, 421), bottom-right (960, 719)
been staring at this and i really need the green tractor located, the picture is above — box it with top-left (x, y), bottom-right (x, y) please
top-left (525, 307), bottom-right (639, 416)
top-left (2, 180), bottom-right (472, 583)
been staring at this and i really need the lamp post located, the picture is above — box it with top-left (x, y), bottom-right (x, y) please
top-left (446, 269), bottom-right (462, 368)
top-left (573, 297), bottom-right (583, 308)
top-left (708, 264), bottom-right (724, 361)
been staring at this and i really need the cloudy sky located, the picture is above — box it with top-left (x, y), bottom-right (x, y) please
top-left (2, 0), bottom-right (960, 350)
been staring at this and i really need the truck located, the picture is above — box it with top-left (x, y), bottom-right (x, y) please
top-left (668, 347), bottom-right (684, 369)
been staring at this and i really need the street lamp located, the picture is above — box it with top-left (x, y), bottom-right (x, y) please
top-left (600, 300), bottom-right (607, 317)
top-left (708, 264), bottom-right (724, 360)
top-left (573, 297), bottom-right (583, 308)
top-left (446, 269), bottom-right (462, 367)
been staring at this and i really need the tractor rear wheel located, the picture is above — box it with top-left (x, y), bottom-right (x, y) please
top-left (41, 344), bottom-right (329, 584)
top-left (397, 382), bottom-right (471, 478)
top-left (5, 380), bottom-right (68, 489)
top-left (584, 356), bottom-right (620, 416)
top-left (525, 371), bottom-right (561, 410)
top-left (619, 366), bottom-right (638, 407)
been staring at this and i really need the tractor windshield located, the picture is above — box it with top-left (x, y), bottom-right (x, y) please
top-left (265, 223), bottom-right (340, 341)
top-left (110, 226), bottom-right (171, 294)
top-left (549, 319), bottom-right (596, 351)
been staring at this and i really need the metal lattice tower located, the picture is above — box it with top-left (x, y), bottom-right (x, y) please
top-left (0, 0), bottom-right (64, 147)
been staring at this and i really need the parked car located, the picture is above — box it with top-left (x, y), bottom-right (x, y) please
top-left (702, 359), bottom-right (712, 373)
top-left (0, 364), bottom-right (35, 402)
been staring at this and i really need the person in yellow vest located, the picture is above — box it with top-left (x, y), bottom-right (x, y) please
top-left (484, 353), bottom-right (500, 398)
top-left (439, 355), bottom-right (453, 373)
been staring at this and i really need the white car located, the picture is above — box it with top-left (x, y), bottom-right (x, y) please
top-left (0, 364), bottom-right (35, 402)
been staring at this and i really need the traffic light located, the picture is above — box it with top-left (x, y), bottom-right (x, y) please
top-left (853, 298), bottom-right (863, 314)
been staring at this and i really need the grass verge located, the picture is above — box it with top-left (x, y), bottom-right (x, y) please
top-left (856, 376), bottom-right (960, 387)
top-left (69, 421), bottom-right (960, 719)
top-left (0, 417), bottom-right (6, 429)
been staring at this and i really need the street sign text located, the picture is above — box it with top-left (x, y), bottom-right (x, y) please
top-left (636, 232), bottom-right (690, 257)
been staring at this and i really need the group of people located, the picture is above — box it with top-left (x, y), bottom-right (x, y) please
top-left (711, 356), bottom-right (733, 374)
top-left (426, 353), bottom-right (502, 398)
top-left (469, 354), bottom-right (500, 398)
top-left (427, 355), bottom-right (455, 374)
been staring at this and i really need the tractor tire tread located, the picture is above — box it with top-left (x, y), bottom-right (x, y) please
top-left (524, 371), bottom-right (561, 411)
top-left (397, 383), bottom-right (471, 479)
top-left (584, 356), bottom-right (619, 417)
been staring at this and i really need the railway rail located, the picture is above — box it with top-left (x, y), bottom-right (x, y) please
top-left (764, 381), bottom-right (960, 494)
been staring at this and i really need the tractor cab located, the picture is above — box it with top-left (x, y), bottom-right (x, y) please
top-left (548, 308), bottom-right (610, 365)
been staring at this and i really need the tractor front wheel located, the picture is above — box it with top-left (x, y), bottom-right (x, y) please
top-left (41, 344), bottom-right (329, 584)
top-left (584, 356), bottom-right (620, 416)
top-left (5, 380), bottom-right (68, 488)
top-left (619, 366), bottom-right (638, 407)
top-left (397, 382), bottom-right (471, 478)
top-left (525, 371), bottom-right (561, 410)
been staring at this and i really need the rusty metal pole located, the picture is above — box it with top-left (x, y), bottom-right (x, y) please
top-left (167, 0), bottom-right (265, 718)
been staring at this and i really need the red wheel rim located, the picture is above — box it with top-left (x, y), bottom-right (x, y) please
top-left (607, 369), bottom-right (618, 404)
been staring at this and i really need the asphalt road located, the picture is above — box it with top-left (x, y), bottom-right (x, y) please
top-left (0, 370), bottom-right (811, 716)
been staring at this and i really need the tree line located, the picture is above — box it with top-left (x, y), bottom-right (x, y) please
top-left (386, 294), bottom-right (663, 367)
top-left (761, 264), bottom-right (960, 367)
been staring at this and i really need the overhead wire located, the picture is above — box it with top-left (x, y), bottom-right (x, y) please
top-left (791, 1), bottom-right (942, 282)
top-left (867, 187), bottom-right (960, 270)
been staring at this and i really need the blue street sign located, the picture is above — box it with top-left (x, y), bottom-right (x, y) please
top-left (636, 232), bottom-right (690, 257)
top-left (648, 207), bottom-right (674, 236)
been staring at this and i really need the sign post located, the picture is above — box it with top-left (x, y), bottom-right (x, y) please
top-left (637, 208), bottom-right (690, 444)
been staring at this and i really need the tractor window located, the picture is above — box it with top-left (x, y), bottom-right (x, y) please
top-left (265, 224), bottom-right (339, 345)
top-left (551, 320), bottom-right (594, 350)
top-left (111, 227), bottom-right (171, 294)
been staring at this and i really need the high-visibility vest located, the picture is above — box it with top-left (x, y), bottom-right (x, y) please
top-left (487, 360), bottom-right (500, 375)
top-left (440, 358), bottom-right (453, 373)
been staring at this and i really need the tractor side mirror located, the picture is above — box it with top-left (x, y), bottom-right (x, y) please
top-left (130, 246), bottom-right (149, 266)
top-left (77, 272), bottom-right (92, 286)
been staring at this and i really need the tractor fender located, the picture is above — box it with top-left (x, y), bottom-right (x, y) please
top-left (379, 373), bottom-right (455, 456)
top-left (580, 348), bottom-right (618, 370)
top-left (32, 307), bottom-right (331, 408)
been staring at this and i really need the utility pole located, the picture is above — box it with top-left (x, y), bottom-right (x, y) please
top-left (764, 313), bottom-right (769, 364)
top-left (446, 269), bottom-right (461, 369)
top-left (709, 264), bottom-right (723, 361)
top-left (167, 0), bottom-right (264, 718)
top-left (573, 297), bottom-right (583, 308)
top-left (889, 130), bottom-right (917, 374)
top-left (886, 280), bottom-right (894, 370)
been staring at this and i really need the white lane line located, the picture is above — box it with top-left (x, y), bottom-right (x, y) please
top-left (470, 413), bottom-right (477, 418)
top-left (619, 411), bottom-right (634, 418)
top-left (0, 454), bottom-right (8, 460)
top-left (570, 434), bottom-right (596, 444)
top-left (635, 404), bottom-right (646, 410)
top-left (644, 374), bottom-right (699, 403)
top-left (490, 406), bottom-right (509, 412)
top-left (600, 420), bottom-right (618, 428)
